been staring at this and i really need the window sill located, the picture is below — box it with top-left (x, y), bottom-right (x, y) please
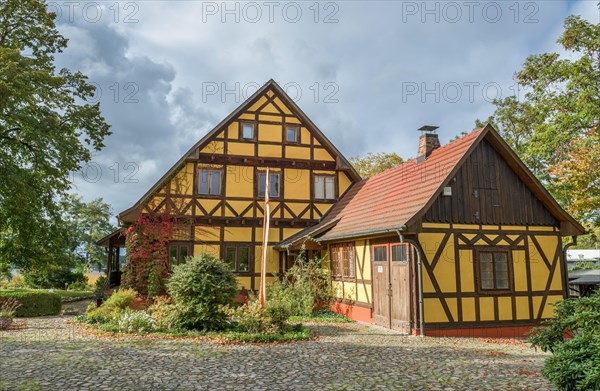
top-left (196, 193), bottom-right (222, 198)
top-left (477, 289), bottom-right (514, 295)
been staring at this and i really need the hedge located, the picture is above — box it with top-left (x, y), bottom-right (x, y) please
top-left (0, 290), bottom-right (62, 317)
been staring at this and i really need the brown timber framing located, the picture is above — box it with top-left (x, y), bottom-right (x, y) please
top-left (117, 79), bottom-right (360, 223)
top-left (414, 223), bottom-right (566, 328)
top-left (404, 124), bottom-right (584, 237)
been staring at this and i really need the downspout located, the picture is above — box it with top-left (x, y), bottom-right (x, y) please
top-left (397, 228), bottom-right (425, 337)
top-left (562, 235), bottom-right (577, 299)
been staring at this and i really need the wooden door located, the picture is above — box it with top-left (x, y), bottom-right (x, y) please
top-left (372, 242), bottom-right (412, 332)
top-left (372, 244), bottom-right (391, 328)
top-left (390, 244), bottom-right (411, 333)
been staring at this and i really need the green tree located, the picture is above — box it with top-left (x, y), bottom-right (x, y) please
top-left (528, 292), bottom-right (600, 390)
top-left (480, 10), bottom-right (600, 225)
top-left (64, 195), bottom-right (115, 271)
top-left (0, 0), bottom-right (111, 270)
top-left (350, 152), bottom-right (404, 178)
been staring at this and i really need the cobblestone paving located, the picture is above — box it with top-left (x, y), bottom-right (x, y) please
top-left (0, 317), bottom-right (554, 390)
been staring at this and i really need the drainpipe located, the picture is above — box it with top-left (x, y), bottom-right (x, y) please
top-left (397, 228), bottom-right (425, 337)
top-left (562, 235), bottom-right (577, 299)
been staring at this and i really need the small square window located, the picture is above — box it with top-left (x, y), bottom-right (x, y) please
top-left (286, 126), bottom-right (299, 143)
top-left (241, 123), bottom-right (255, 140)
top-left (477, 250), bottom-right (511, 291)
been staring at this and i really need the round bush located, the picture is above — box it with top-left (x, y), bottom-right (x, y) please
top-left (0, 290), bottom-right (61, 317)
top-left (167, 253), bottom-right (237, 331)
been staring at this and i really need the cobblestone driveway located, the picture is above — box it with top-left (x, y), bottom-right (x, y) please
top-left (0, 317), bottom-right (554, 390)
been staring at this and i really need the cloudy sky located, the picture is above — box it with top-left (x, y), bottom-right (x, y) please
top-left (55, 0), bottom-right (599, 219)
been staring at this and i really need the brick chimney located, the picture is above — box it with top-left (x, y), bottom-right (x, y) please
top-left (417, 125), bottom-right (440, 162)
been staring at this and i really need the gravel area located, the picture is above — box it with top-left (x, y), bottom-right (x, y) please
top-left (0, 317), bottom-right (554, 390)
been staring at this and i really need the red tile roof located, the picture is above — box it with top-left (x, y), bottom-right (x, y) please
top-left (277, 124), bottom-right (585, 248)
top-left (282, 128), bottom-right (484, 244)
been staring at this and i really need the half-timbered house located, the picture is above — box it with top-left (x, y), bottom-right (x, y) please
top-left (100, 80), bottom-right (584, 337)
top-left (278, 124), bottom-right (585, 337)
top-left (99, 79), bottom-right (361, 291)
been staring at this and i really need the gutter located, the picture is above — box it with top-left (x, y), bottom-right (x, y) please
top-left (562, 235), bottom-right (578, 299)
top-left (396, 227), bottom-right (425, 338)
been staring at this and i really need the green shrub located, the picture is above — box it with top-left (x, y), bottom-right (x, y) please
top-left (528, 291), bottom-right (600, 390)
top-left (22, 267), bottom-right (87, 289)
top-left (67, 281), bottom-right (90, 291)
top-left (264, 286), bottom-right (293, 330)
top-left (117, 309), bottom-right (157, 334)
top-left (167, 253), bottom-right (237, 331)
top-left (84, 304), bottom-right (119, 324)
top-left (224, 296), bottom-right (295, 335)
top-left (5, 275), bottom-right (27, 289)
top-left (0, 290), bottom-right (61, 317)
top-left (83, 288), bottom-right (137, 325)
top-left (147, 296), bottom-right (176, 330)
top-left (271, 249), bottom-right (335, 317)
top-left (102, 288), bottom-right (137, 310)
top-left (94, 276), bottom-right (107, 299)
top-left (147, 263), bottom-right (167, 299)
top-left (225, 300), bottom-right (271, 334)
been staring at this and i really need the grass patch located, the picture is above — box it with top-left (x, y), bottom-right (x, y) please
top-left (290, 309), bottom-right (353, 323)
top-left (209, 325), bottom-right (312, 343)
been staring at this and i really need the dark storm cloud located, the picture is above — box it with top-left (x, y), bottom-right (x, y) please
top-left (49, 0), bottom-right (597, 218)
top-left (56, 16), bottom-right (217, 215)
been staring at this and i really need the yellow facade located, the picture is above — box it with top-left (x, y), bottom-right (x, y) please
top-left (418, 224), bottom-right (565, 326)
top-left (329, 239), bottom-right (373, 307)
top-left (136, 84), bottom-right (358, 290)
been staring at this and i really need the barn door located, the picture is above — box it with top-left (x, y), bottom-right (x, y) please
top-left (389, 244), bottom-right (411, 333)
top-left (372, 243), bottom-right (412, 332)
top-left (372, 244), bottom-right (391, 328)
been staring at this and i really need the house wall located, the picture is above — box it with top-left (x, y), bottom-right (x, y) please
top-left (137, 87), bottom-right (356, 290)
top-left (329, 239), bottom-right (374, 322)
top-left (417, 222), bottom-right (565, 336)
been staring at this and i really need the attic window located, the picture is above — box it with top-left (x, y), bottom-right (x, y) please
top-left (241, 122), bottom-right (255, 140)
top-left (286, 126), bottom-right (299, 143)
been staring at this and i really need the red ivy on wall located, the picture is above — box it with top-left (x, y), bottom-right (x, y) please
top-left (123, 210), bottom-right (173, 295)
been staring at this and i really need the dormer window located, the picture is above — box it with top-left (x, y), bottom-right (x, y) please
top-left (241, 122), bottom-right (255, 140)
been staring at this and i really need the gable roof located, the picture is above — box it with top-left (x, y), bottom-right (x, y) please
top-left (277, 124), bottom-right (584, 248)
top-left (118, 79), bottom-right (361, 223)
